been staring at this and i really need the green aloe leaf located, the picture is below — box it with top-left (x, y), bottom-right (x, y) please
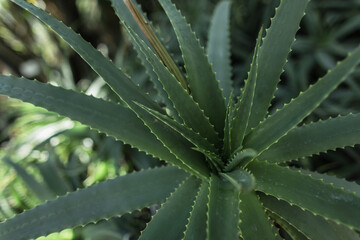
top-left (247, 0), bottom-right (310, 131)
top-left (0, 76), bottom-right (192, 173)
top-left (231, 27), bottom-right (262, 152)
top-left (183, 181), bottom-right (209, 240)
top-left (224, 148), bottom-right (257, 172)
top-left (258, 113), bottom-right (360, 163)
top-left (136, 103), bottom-right (218, 157)
top-left (10, 0), bottom-right (160, 112)
top-left (261, 194), bottom-right (360, 240)
top-left (3, 157), bottom-right (55, 202)
top-left (207, 174), bottom-right (239, 240)
top-left (248, 160), bottom-right (360, 231)
top-left (266, 210), bottom-right (309, 240)
top-left (9, 1), bottom-right (205, 175)
top-left (245, 45), bottom-right (360, 154)
top-left (328, 221), bottom-right (360, 240)
top-left (222, 91), bottom-right (234, 160)
top-left (158, 0), bottom-right (226, 137)
top-left (239, 192), bottom-right (276, 240)
top-left (110, 0), bottom-right (180, 120)
top-left (0, 166), bottom-right (188, 240)
top-left (126, 25), bottom-right (220, 147)
top-left (299, 170), bottom-right (360, 195)
top-left (139, 176), bottom-right (201, 240)
top-left (130, 102), bottom-right (210, 178)
top-left (207, 0), bottom-right (232, 103)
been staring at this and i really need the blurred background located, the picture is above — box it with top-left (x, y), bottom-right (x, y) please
top-left (0, 0), bottom-right (359, 239)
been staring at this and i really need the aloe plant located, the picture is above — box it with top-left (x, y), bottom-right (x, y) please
top-left (0, 0), bottom-right (360, 239)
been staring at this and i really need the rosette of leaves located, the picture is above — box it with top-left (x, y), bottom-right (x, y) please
top-left (0, 0), bottom-right (360, 239)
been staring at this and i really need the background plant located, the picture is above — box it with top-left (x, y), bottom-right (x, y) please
top-left (0, 0), bottom-right (360, 240)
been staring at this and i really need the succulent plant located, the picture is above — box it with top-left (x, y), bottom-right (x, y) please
top-left (0, 0), bottom-right (360, 239)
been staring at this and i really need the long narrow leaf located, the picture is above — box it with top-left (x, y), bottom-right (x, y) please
top-left (261, 194), bottom-right (360, 240)
top-left (239, 192), bottom-right (276, 240)
top-left (299, 170), bottom-right (360, 195)
top-left (247, 160), bottom-right (360, 231)
top-left (0, 166), bottom-right (188, 240)
top-left (127, 25), bottom-right (220, 147)
top-left (139, 176), bottom-right (200, 240)
top-left (110, 0), bottom-right (180, 120)
top-left (183, 181), bottom-right (209, 240)
top-left (258, 113), bottom-right (360, 163)
top-left (0, 76), bottom-right (192, 173)
top-left (328, 221), bottom-right (360, 240)
top-left (246, 0), bottom-right (310, 131)
top-left (207, 1), bottom-right (232, 103)
top-left (222, 92), bottom-right (234, 160)
top-left (231, 28), bottom-right (262, 152)
top-left (266, 211), bottom-right (309, 240)
top-left (9, 1), bottom-right (207, 175)
top-left (130, 102), bottom-right (210, 178)
top-left (10, 0), bottom-right (160, 112)
top-left (245, 45), bottom-right (360, 154)
top-left (158, 0), bottom-right (226, 137)
top-left (207, 174), bottom-right (239, 240)
top-left (136, 103), bottom-right (218, 156)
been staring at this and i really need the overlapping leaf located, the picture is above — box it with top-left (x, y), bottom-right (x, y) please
top-left (0, 166), bottom-right (188, 240)
top-left (0, 76), bottom-right (192, 173)
top-left (139, 176), bottom-right (200, 240)
top-left (246, 0), bottom-right (310, 131)
top-left (207, 1), bottom-right (232, 103)
top-left (158, 0), bottom-right (226, 137)
top-left (248, 160), bottom-right (360, 231)
top-left (245, 45), bottom-right (360, 154)
top-left (258, 113), bottom-right (360, 163)
top-left (207, 174), bottom-right (239, 240)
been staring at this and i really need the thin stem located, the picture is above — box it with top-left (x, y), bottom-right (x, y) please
top-left (124, 0), bottom-right (190, 93)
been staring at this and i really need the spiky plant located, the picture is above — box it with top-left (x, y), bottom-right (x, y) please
top-left (1, 0), bottom-right (360, 239)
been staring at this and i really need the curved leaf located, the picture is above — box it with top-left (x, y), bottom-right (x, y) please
top-left (139, 176), bottom-right (200, 240)
top-left (247, 0), bottom-right (310, 131)
top-left (261, 194), bottom-right (358, 240)
top-left (0, 76), bottom-right (191, 173)
top-left (130, 102), bottom-right (210, 178)
top-left (127, 25), bottom-right (220, 147)
top-left (231, 28), bottom-right (262, 152)
top-left (222, 91), bottom-right (234, 160)
top-left (110, 0), bottom-right (180, 120)
top-left (158, 0), bottom-right (226, 137)
top-left (248, 161), bottom-right (360, 231)
top-left (245, 45), bottom-right (360, 154)
top-left (10, 0), bottom-right (160, 112)
top-left (266, 210), bottom-right (309, 240)
top-left (207, 1), bottom-right (232, 103)
top-left (0, 166), bottom-right (188, 240)
top-left (183, 181), bottom-right (209, 240)
top-left (300, 169), bottom-right (360, 196)
top-left (136, 103), bottom-right (218, 157)
top-left (239, 192), bottom-right (276, 240)
top-left (258, 113), bottom-right (360, 163)
top-left (7, 0), bottom-right (211, 176)
top-left (207, 174), bottom-right (239, 240)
